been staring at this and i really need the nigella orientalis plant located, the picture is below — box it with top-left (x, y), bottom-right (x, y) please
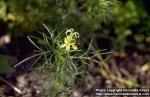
top-left (14, 24), bottom-right (110, 97)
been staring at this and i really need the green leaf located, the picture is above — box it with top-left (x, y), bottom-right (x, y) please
top-left (0, 54), bottom-right (15, 74)
top-left (0, 1), bottom-right (7, 21)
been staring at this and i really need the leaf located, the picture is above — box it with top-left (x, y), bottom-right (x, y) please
top-left (0, 1), bottom-right (7, 21)
top-left (141, 63), bottom-right (150, 72)
top-left (0, 54), bottom-right (14, 74)
top-left (125, 79), bottom-right (139, 88)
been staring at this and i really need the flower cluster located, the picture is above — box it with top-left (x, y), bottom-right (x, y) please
top-left (60, 28), bottom-right (79, 51)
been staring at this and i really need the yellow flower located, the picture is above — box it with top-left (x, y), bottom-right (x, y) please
top-left (60, 28), bottom-right (79, 51)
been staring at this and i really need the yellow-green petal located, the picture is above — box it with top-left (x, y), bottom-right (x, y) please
top-left (66, 45), bottom-right (70, 51)
top-left (60, 44), bottom-right (66, 48)
top-left (72, 44), bottom-right (77, 50)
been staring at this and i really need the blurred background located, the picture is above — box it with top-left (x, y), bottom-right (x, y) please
top-left (0, 0), bottom-right (150, 97)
